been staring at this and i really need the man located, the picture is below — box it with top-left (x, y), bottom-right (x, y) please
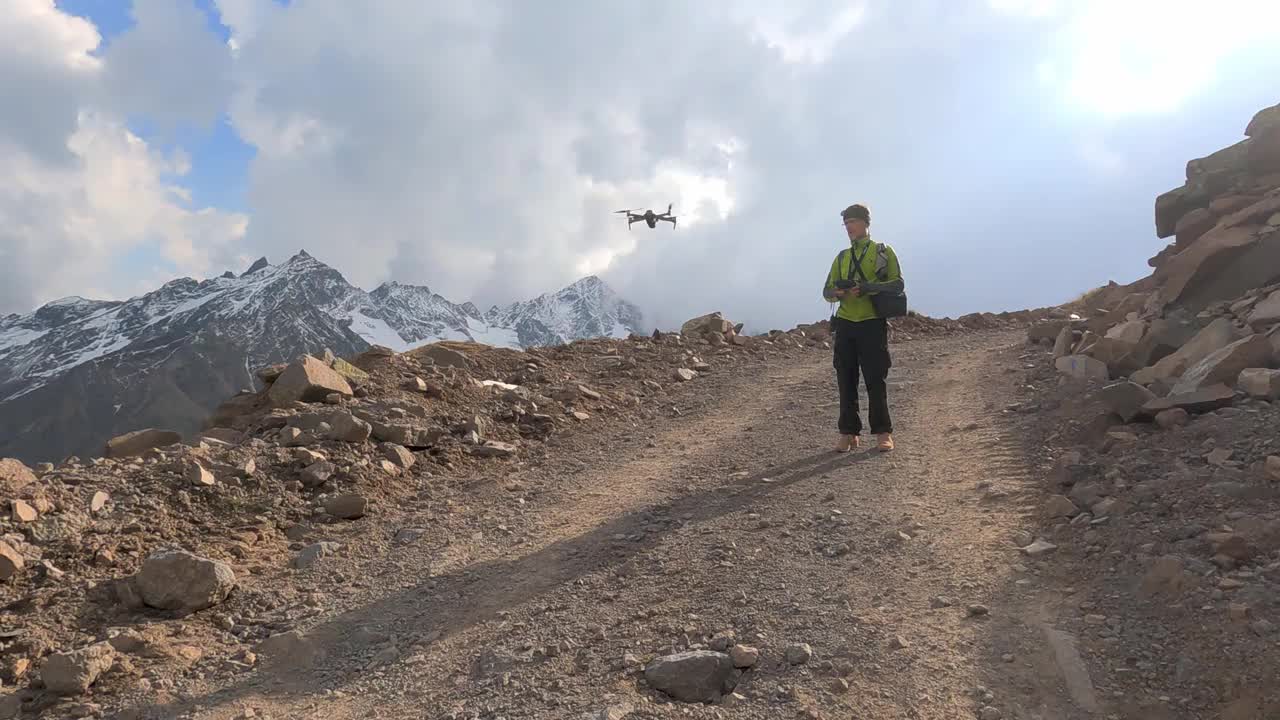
top-left (821, 203), bottom-right (904, 453)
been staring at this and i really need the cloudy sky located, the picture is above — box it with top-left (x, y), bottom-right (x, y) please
top-left (3, 0), bottom-right (1278, 332)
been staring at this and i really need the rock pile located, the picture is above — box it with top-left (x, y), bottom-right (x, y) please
top-left (1021, 99), bottom-right (1280, 715)
top-left (1033, 100), bottom-right (1280, 420)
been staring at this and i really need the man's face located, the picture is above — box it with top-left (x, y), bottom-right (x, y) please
top-left (844, 218), bottom-right (867, 240)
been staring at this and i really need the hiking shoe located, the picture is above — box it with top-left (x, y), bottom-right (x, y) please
top-left (834, 434), bottom-right (859, 453)
top-left (877, 434), bottom-right (895, 452)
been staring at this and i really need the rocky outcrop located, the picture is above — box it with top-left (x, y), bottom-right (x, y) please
top-left (1246, 102), bottom-right (1280, 174)
top-left (267, 355), bottom-right (355, 406)
top-left (0, 458), bottom-right (36, 494)
top-left (1048, 100), bottom-right (1280, 425)
top-left (1142, 103), bottom-right (1280, 316)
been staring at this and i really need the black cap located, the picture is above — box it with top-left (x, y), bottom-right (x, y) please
top-left (841, 204), bottom-right (870, 223)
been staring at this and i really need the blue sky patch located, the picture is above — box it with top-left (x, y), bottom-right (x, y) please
top-left (58, 0), bottom-right (252, 214)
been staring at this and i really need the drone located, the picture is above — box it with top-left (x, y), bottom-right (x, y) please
top-left (614, 203), bottom-right (677, 229)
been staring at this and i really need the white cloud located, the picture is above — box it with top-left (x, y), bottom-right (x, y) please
top-left (0, 0), bottom-right (246, 314)
top-left (1006, 0), bottom-right (1280, 116)
top-left (212, 0), bottom-right (280, 54)
top-left (4, 0), bottom-right (1277, 331)
top-left (737, 2), bottom-right (869, 64)
top-left (987, 0), bottom-right (1063, 18)
top-left (98, 0), bottom-right (235, 131)
top-left (212, 1), bottom-right (789, 313)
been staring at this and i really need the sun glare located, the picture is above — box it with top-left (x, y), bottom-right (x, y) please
top-left (1059, 1), bottom-right (1280, 116)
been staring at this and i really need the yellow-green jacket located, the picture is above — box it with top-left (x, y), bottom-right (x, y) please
top-left (822, 234), bottom-right (903, 322)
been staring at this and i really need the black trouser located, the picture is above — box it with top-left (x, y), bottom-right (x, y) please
top-left (831, 316), bottom-right (892, 436)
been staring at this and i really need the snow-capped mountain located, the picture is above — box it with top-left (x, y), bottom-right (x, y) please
top-left (0, 251), bottom-right (647, 464)
top-left (485, 275), bottom-right (646, 348)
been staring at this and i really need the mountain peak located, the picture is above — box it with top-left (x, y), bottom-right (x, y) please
top-left (243, 257), bottom-right (270, 275)
top-left (371, 280), bottom-right (433, 300)
top-left (484, 274), bottom-right (646, 347)
top-left (0, 264), bottom-right (647, 464)
top-left (568, 275), bottom-right (605, 288)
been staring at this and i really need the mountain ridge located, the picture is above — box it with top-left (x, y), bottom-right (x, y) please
top-left (0, 251), bottom-right (648, 464)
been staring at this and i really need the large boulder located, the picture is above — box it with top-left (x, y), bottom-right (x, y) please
top-left (1210, 195), bottom-right (1260, 215)
top-left (1248, 121), bottom-right (1280, 174)
top-left (1171, 333), bottom-right (1274, 394)
top-left (1247, 289), bottom-right (1280, 329)
top-left (267, 355), bottom-right (354, 406)
top-left (135, 550), bottom-right (237, 613)
top-left (1132, 313), bottom-right (1201, 368)
top-left (1186, 138), bottom-right (1251, 185)
top-left (1111, 292), bottom-right (1150, 317)
top-left (104, 429), bottom-right (182, 458)
top-left (0, 540), bottom-right (24, 580)
top-left (1155, 183), bottom-right (1208, 239)
top-left (1104, 319), bottom-right (1146, 345)
top-left (1098, 381), bottom-right (1158, 423)
top-left (1142, 384), bottom-right (1236, 416)
top-left (1174, 207), bottom-right (1217, 249)
top-left (1245, 102), bottom-right (1280, 138)
top-left (369, 421), bottom-right (442, 449)
top-left (331, 358), bottom-right (370, 385)
top-left (326, 410), bottom-right (373, 443)
top-left (1239, 368), bottom-right (1280, 400)
top-left (1052, 326), bottom-right (1076, 358)
top-left (1171, 228), bottom-right (1280, 313)
top-left (681, 312), bottom-right (734, 338)
top-left (1055, 355), bottom-right (1109, 382)
top-left (205, 392), bottom-right (262, 429)
top-left (1219, 193), bottom-right (1280, 228)
top-left (40, 642), bottom-right (116, 696)
top-left (1132, 317), bottom-right (1246, 385)
top-left (1154, 224), bottom-right (1261, 309)
top-left (644, 650), bottom-right (739, 703)
top-left (1085, 338), bottom-right (1144, 378)
top-left (416, 344), bottom-right (470, 368)
top-left (0, 458), bottom-right (36, 494)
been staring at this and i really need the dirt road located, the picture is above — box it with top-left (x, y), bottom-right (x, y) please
top-left (129, 329), bottom-right (1104, 720)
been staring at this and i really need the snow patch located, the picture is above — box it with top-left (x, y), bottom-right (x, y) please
top-left (346, 310), bottom-right (411, 352)
top-left (0, 326), bottom-right (49, 352)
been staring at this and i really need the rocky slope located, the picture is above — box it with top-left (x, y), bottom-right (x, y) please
top-left (0, 253), bottom-right (647, 465)
top-left (1014, 99), bottom-right (1280, 717)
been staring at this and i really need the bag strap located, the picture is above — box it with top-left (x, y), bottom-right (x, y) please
top-left (875, 243), bottom-right (889, 280)
top-left (848, 242), bottom-right (872, 284)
